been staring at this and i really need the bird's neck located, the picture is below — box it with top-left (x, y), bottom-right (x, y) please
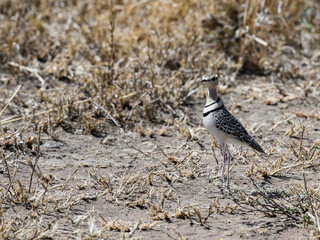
top-left (206, 88), bottom-right (219, 104)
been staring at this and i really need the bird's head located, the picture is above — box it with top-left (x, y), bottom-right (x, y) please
top-left (201, 73), bottom-right (219, 88)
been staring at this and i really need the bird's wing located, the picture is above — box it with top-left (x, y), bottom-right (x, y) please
top-left (213, 108), bottom-right (265, 153)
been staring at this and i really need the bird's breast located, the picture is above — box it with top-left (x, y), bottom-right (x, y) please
top-left (203, 114), bottom-right (223, 142)
top-left (203, 113), bottom-right (246, 147)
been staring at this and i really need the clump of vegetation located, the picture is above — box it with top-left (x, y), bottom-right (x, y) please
top-left (0, 0), bottom-right (319, 238)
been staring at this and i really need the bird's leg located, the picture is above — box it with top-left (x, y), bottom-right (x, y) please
top-left (221, 144), bottom-right (226, 183)
top-left (226, 146), bottom-right (233, 162)
top-left (226, 145), bottom-right (231, 186)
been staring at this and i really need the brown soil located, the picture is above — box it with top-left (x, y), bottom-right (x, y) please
top-left (1, 1), bottom-right (320, 239)
top-left (1, 77), bottom-right (318, 239)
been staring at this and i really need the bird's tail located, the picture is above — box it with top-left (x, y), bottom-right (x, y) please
top-left (250, 139), bottom-right (265, 154)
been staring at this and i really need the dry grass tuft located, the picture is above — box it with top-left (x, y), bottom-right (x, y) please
top-left (0, 0), bottom-right (320, 238)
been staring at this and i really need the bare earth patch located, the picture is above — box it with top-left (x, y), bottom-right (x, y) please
top-left (1, 0), bottom-right (320, 239)
top-left (1, 77), bottom-right (319, 239)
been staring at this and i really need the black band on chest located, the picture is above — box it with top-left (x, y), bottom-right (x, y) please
top-left (203, 105), bottom-right (224, 117)
top-left (204, 97), bottom-right (221, 108)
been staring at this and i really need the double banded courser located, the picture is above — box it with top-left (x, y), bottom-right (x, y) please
top-left (201, 73), bottom-right (265, 185)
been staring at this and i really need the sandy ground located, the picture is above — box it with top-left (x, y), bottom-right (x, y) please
top-left (1, 76), bottom-right (319, 239)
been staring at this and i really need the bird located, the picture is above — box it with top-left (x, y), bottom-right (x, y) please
top-left (201, 73), bottom-right (265, 186)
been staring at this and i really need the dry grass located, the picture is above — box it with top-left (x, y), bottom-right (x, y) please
top-left (0, 0), bottom-right (320, 239)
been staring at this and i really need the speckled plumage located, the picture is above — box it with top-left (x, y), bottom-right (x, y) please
top-left (201, 73), bottom-right (265, 185)
top-left (211, 106), bottom-right (264, 153)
